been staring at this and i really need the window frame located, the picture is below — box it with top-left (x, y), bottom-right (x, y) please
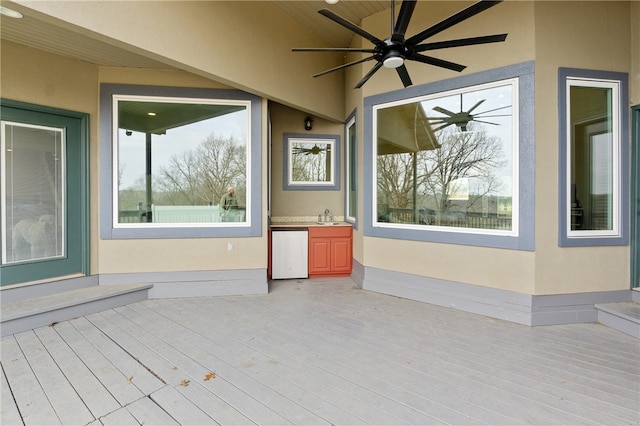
top-left (558, 68), bottom-right (629, 247)
top-left (282, 133), bottom-right (340, 191)
top-left (100, 84), bottom-right (262, 239)
top-left (363, 61), bottom-right (535, 250)
top-left (344, 110), bottom-right (358, 227)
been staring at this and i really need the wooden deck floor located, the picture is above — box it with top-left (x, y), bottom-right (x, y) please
top-left (2, 278), bottom-right (639, 425)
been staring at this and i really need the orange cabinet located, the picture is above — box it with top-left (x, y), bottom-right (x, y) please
top-left (308, 225), bottom-right (352, 278)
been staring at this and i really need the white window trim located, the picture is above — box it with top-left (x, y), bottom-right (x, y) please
top-left (111, 94), bottom-right (252, 229)
top-left (286, 137), bottom-right (336, 187)
top-left (565, 78), bottom-right (621, 239)
top-left (371, 78), bottom-right (520, 238)
top-left (345, 114), bottom-right (357, 224)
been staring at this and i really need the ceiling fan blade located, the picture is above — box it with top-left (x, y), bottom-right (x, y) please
top-left (474, 105), bottom-right (511, 115)
top-left (396, 64), bottom-right (413, 88)
top-left (312, 56), bottom-right (376, 78)
top-left (355, 62), bottom-right (383, 89)
top-left (410, 53), bottom-right (466, 72)
top-left (319, 9), bottom-right (383, 45)
top-left (392, 0), bottom-right (417, 41)
top-left (432, 106), bottom-right (457, 116)
top-left (406, 1), bottom-right (503, 46)
top-left (473, 119), bottom-right (500, 125)
top-left (413, 34), bottom-right (507, 52)
top-left (293, 47), bottom-right (377, 53)
top-left (467, 99), bottom-right (486, 113)
top-left (433, 122), bottom-right (454, 132)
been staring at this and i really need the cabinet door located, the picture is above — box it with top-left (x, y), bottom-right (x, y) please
top-left (309, 238), bottom-right (331, 274)
top-left (331, 238), bottom-right (352, 273)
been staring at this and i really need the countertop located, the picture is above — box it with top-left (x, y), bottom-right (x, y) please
top-left (270, 222), bottom-right (352, 228)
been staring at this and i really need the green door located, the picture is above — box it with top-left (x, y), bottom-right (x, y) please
top-left (1, 100), bottom-right (89, 286)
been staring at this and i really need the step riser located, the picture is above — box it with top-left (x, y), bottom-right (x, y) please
top-left (1, 289), bottom-right (149, 337)
top-left (597, 310), bottom-right (640, 339)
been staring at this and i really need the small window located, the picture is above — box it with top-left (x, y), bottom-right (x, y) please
top-left (283, 133), bottom-right (340, 190)
top-left (100, 84), bottom-right (262, 239)
top-left (345, 112), bottom-right (357, 224)
top-left (559, 69), bottom-right (629, 246)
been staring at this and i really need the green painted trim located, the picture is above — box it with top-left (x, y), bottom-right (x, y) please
top-left (0, 99), bottom-right (90, 285)
top-left (631, 104), bottom-right (640, 289)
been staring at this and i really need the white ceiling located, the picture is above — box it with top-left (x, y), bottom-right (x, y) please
top-left (0, 1), bottom-right (395, 70)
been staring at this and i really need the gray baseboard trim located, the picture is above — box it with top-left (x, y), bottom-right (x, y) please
top-left (531, 290), bottom-right (630, 325)
top-left (363, 266), bottom-right (533, 325)
top-left (362, 267), bottom-right (633, 326)
top-left (350, 259), bottom-right (364, 289)
top-left (1, 275), bottom-right (98, 304)
top-left (99, 269), bottom-right (268, 298)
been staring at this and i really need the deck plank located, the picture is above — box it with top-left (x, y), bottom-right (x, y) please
top-left (126, 396), bottom-right (179, 425)
top-left (53, 320), bottom-right (144, 406)
top-left (33, 325), bottom-right (121, 419)
top-left (0, 335), bottom-right (61, 425)
top-left (85, 310), bottom-right (183, 385)
top-left (174, 380), bottom-right (256, 426)
top-left (147, 299), bottom-right (372, 426)
top-left (2, 278), bottom-right (639, 426)
top-left (1, 364), bottom-right (24, 426)
top-left (149, 385), bottom-right (216, 425)
top-left (113, 303), bottom-right (295, 425)
top-left (98, 406), bottom-right (140, 425)
top-left (13, 330), bottom-right (94, 425)
top-left (124, 301), bottom-right (327, 425)
top-left (69, 316), bottom-right (165, 396)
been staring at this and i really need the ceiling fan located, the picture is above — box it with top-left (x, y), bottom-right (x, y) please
top-left (293, 0), bottom-right (507, 89)
top-left (292, 144), bottom-right (327, 155)
top-left (428, 95), bottom-right (512, 132)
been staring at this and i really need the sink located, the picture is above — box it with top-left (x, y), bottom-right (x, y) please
top-left (317, 222), bottom-right (339, 225)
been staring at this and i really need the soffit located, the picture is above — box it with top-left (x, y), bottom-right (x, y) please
top-left (0, 1), bottom-right (393, 69)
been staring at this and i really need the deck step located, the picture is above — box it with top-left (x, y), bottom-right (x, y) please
top-left (595, 301), bottom-right (640, 339)
top-left (1, 284), bottom-right (152, 337)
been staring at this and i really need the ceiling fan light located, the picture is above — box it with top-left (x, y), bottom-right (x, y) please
top-left (383, 56), bottom-right (404, 69)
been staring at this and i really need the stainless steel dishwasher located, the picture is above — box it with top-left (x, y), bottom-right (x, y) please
top-left (271, 228), bottom-right (308, 279)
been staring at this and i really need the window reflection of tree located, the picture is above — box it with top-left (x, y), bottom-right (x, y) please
top-left (377, 123), bottom-right (507, 229)
top-left (291, 142), bottom-right (330, 182)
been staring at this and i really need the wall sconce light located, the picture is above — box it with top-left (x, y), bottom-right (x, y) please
top-left (304, 116), bottom-right (313, 131)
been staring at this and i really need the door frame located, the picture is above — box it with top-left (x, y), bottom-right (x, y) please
top-left (0, 99), bottom-right (89, 286)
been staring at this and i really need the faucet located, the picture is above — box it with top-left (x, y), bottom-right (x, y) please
top-left (324, 208), bottom-right (330, 223)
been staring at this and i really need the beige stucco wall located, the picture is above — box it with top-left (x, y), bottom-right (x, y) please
top-left (347, 1), bottom-right (633, 295)
top-left (96, 67), bottom-right (269, 274)
top-left (532, 1), bottom-right (631, 294)
top-left (348, 1), bottom-right (537, 294)
top-left (3, 1), bottom-right (636, 296)
top-left (1, 40), bottom-right (101, 275)
top-left (12, 0), bottom-right (346, 121)
top-left (269, 102), bottom-right (345, 219)
top-left (0, 40), bottom-right (270, 276)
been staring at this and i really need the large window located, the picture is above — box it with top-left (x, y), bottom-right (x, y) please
top-left (559, 69), bottom-right (629, 246)
top-left (100, 84), bottom-right (262, 239)
top-left (364, 62), bottom-right (535, 250)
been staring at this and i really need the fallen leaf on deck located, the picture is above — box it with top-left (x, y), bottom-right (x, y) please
top-left (127, 376), bottom-right (133, 382)
top-left (49, 322), bottom-right (58, 327)
top-left (180, 379), bottom-right (190, 387)
top-left (204, 372), bottom-right (216, 381)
